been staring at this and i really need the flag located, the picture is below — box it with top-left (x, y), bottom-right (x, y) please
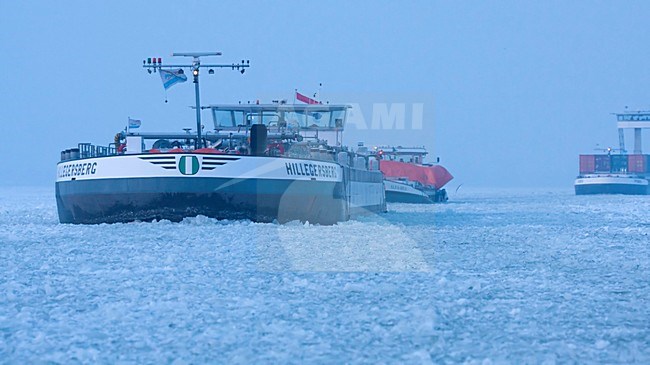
top-left (296, 91), bottom-right (320, 105)
top-left (159, 68), bottom-right (188, 90)
top-left (128, 118), bottom-right (141, 129)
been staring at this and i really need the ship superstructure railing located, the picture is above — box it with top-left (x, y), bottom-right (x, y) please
top-left (78, 143), bottom-right (117, 158)
top-left (60, 143), bottom-right (117, 161)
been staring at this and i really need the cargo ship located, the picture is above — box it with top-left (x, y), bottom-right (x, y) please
top-left (361, 145), bottom-right (453, 203)
top-left (575, 111), bottom-right (650, 195)
top-left (55, 52), bottom-right (386, 224)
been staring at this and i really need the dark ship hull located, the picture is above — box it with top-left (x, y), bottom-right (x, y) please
top-left (56, 154), bottom-right (385, 225)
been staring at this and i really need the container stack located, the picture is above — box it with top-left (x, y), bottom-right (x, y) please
top-left (611, 155), bottom-right (628, 173)
top-left (594, 155), bottom-right (611, 172)
top-left (628, 155), bottom-right (649, 173)
top-left (579, 154), bottom-right (649, 175)
top-left (579, 155), bottom-right (595, 174)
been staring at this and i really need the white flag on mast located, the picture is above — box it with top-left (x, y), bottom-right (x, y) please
top-left (159, 68), bottom-right (188, 90)
top-left (128, 118), bottom-right (141, 129)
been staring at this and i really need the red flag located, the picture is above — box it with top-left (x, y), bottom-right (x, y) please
top-left (296, 91), bottom-right (320, 105)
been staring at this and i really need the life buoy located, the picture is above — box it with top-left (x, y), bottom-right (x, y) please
top-left (117, 143), bottom-right (126, 153)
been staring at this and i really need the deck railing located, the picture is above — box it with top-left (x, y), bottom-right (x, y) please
top-left (77, 143), bottom-right (117, 159)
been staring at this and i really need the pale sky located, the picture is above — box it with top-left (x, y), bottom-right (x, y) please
top-left (1, 0), bottom-right (649, 188)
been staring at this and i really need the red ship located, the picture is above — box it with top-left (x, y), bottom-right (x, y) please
top-left (362, 145), bottom-right (453, 203)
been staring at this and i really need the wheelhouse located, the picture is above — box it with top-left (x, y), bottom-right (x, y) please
top-left (377, 146), bottom-right (429, 165)
top-left (210, 104), bottom-right (349, 147)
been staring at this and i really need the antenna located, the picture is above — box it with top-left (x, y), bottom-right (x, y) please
top-left (143, 51), bottom-right (251, 149)
top-left (172, 52), bottom-right (223, 58)
top-left (593, 146), bottom-right (623, 155)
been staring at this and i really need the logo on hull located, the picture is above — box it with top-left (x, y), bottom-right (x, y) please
top-left (179, 156), bottom-right (200, 175)
top-left (139, 154), bottom-right (239, 172)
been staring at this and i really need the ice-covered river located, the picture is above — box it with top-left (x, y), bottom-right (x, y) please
top-left (1, 187), bottom-right (649, 363)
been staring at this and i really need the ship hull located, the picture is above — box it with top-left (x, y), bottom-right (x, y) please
top-left (383, 180), bottom-right (449, 204)
top-left (56, 154), bottom-right (384, 224)
top-left (56, 177), bottom-right (346, 224)
top-left (574, 176), bottom-right (650, 195)
top-left (385, 190), bottom-right (432, 204)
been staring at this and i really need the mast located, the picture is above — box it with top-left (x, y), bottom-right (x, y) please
top-left (143, 52), bottom-right (250, 149)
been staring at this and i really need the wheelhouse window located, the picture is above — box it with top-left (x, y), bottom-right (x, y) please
top-left (330, 109), bottom-right (346, 129)
top-left (213, 110), bottom-right (246, 128)
top-left (210, 105), bottom-right (349, 131)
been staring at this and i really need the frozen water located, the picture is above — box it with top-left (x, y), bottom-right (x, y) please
top-left (1, 186), bottom-right (649, 363)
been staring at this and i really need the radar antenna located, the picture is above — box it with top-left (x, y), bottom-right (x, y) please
top-left (593, 145), bottom-right (622, 155)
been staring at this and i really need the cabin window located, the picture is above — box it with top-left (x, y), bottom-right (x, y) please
top-left (213, 110), bottom-right (246, 128)
top-left (211, 107), bottom-right (347, 130)
top-left (261, 113), bottom-right (280, 126)
top-left (213, 110), bottom-right (235, 127)
top-left (330, 110), bottom-right (346, 128)
top-left (284, 111), bottom-right (307, 129)
top-left (233, 111), bottom-right (245, 126)
top-left (305, 111), bottom-right (332, 128)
